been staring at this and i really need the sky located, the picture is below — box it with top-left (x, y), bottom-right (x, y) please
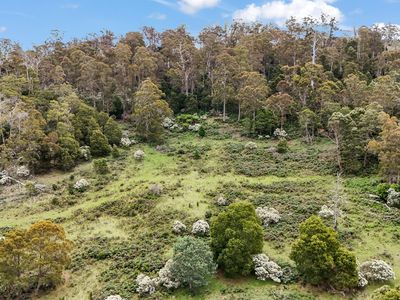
top-left (0, 0), bottom-right (399, 48)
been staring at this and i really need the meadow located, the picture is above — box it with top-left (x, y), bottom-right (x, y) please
top-left (1, 119), bottom-right (399, 300)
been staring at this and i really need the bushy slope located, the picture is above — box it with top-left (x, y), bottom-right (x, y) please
top-left (0, 121), bottom-right (399, 300)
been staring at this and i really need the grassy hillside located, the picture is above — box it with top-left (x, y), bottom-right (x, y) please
top-left (1, 119), bottom-right (399, 300)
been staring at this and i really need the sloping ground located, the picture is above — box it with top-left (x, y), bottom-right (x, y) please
top-left (0, 123), bottom-right (399, 300)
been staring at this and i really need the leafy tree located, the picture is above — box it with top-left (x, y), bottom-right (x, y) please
top-left (290, 216), bottom-right (358, 290)
top-left (237, 72), bottom-right (270, 123)
top-left (299, 108), bottom-right (319, 144)
top-left (132, 79), bottom-right (172, 141)
top-left (210, 201), bottom-right (263, 277)
top-left (89, 129), bottom-right (111, 157)
top-left (266, 93), bottom-right (294, 129)
top-left (0, 221), bottom-right (72, 297)
top-left (213, 52), bottom-right (238, 121)
top-left (170, 236), bottom-right (216, 291)
top-left (368, 112), bottom-right (400, 183)
top-left (103, 117), bottom-right (122, 146)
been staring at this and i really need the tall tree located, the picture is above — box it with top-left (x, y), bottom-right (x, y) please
top-left (132, 79), bottom-right (172, 141)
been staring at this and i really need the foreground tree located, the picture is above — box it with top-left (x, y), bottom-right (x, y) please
top-left (170, 236), bottom-right (216, 291)
top-left (210, 201), bottom-right (263, 277)
top-left (266, 92), bottom-right (294, 129)
top-left (0, 221), bottom-right (72, 297)
top-left (132, 79), bottom-right (172, 141)
top-left (290, 216), bottom-right (358, 290)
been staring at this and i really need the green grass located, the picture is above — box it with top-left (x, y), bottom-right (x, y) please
top-left (0, 121), bottom-right (399, 300)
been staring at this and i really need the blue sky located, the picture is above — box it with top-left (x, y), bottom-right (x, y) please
top-left (0, 0), bottom-right (399, 48)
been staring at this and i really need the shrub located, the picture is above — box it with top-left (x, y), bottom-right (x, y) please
top-left (104, 117), bottom-right (122, 146)
top-left (277, 139), bottom-right (289, 153)
top-left (111, 145), bottom-right (120, 158)
top-left (135, 274), bottom-right (157, 296)
top-left (172, 220), bottom-right (186, 234)
top-left (245, 141), bottom-right (257, 150)
top-left (387, 188), bottom-right (400, 208)
top-left (104, 296), bottom-right (125, 300)
top-left (149, 184), bottom-right (163, 196)
top-left (359, 260), bottom-right (395, 282)
top-left (157, 259), bottom-right (180, 289)
top-left (134, 150), bottom-right (145, 161)
top-left (255, 207), bottom-right (281, 227)
top-left (318, 205), bottom-right (335, 218)
top-left (253, 253), bottom-right (283, 283)
top-left (74, 179), bottom-right (90, 192)
top-left (79, 146), bottom-right (91, 161)
top-left (274, 128), bottom-right (288, 139)
top-left (371, 285), bottom-right (400, 300)
top-left (16, 166), bottom-right (30, 177)
top-left (120, 137), bottom-right (136, 147)
top-left (191, 220), bottom-right (209, 236)
top-left (216, 195), bottom-right (228, 206)
top-left (198, 126), bottom-right (206, 138)
top-left (290, 215), bottom-right (358, 290)
top-left (93, 159), bottom-right (109, 174)
top-left (90, 129), bottom-right (111, 157)
top-left (169, 236), bottom-right (216, 291)
top-left (211, 201), bottom-right (264, 277)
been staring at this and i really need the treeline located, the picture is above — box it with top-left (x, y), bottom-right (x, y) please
top-left (0, 17), bottom-right (400, 179)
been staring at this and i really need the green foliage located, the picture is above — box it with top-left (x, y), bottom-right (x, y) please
top-left (372, 286), bottom-right (400, 300)
top-left (289, 216), bottom-right (358, 290)
top-left (376, 183), bottom-right (400, 200)
top-left (104, 117), bottom-right (122, 146)
top-left (170, 236), bottom-right (216, 291)
top-left (111, 145), bottom-right (120, 158)
top-left (89, 129), bottom-right (111, 157)
top-left (93, 159), bottom-right (109, 174)
top-left (176, 114), bottom-right (201, 129)
top-left (211, 201), bottom-right (263, 277)
top-left (277, 139), bottom-right (289, 154)
top-left (198, 126), bottom-right (206, 138)
top-left (0, 221), bottom-right (72, 298)
top-left (254, 109), bottom-right (279, 136)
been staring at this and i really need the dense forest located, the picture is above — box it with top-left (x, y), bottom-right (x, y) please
top-left (1, 15), bottom-right (400, 300)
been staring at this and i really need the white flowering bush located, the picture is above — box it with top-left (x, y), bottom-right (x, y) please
top-left (191, 220), bottom-right (209, 235)
top-left (73, 179), bottom-right (90, 192)
top-left (253, 254), bottom-right (283, 283)
top-left (359, 260), bottom-right (395, 282)
top-left (156, 259), bottom-right (180, 289)
top-left (134, 149), bottom-right (145, 161)
top-left (172, 220), bottom-right (186, 234)
top-left (387, 188), bottom-right (400, 208)
top-left (16, 166), bottom-right (30, 177)
top-left (245, 141), bottom-right (257, 150)
top-left (34, 184), bottom-right (47, 193)
top-left (0, 171), bottom-right (10, 185)
top-left (273, 128), bottom-right (288, 139)
top-left (79, 146), bottom-right (91, 161)
top-left (104, 295), bottom-right (125, 300)
top-left (216, 195), bottom-right (228, 206)
top-left (256, 207), bottom-right (281, 227)
top-left (121, 137), bottom-right (137, 147)
top-left (162, 117), bottom-right (182, 131)
top-left (149, 183), bottom-right (163, 196)
top-left (318, 205), bottom-right (335, 218)
top-left (358, 272), bottom-right (368, 288)
top-left (136, 274), bottom-right (157, 296)
top-left (188, 123), bottom-right (201, 132)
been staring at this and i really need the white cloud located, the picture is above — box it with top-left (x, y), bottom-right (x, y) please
top-left (148, 12), bottom-right (167, 20)
top-left (61, 3), bottom-right (80, 9)
top-left (0, 26), bottom-right (6, 33)
top-left (233, 0), bottom-right (343, 25)
top-left (178, 0), bottom-right (220, 14)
